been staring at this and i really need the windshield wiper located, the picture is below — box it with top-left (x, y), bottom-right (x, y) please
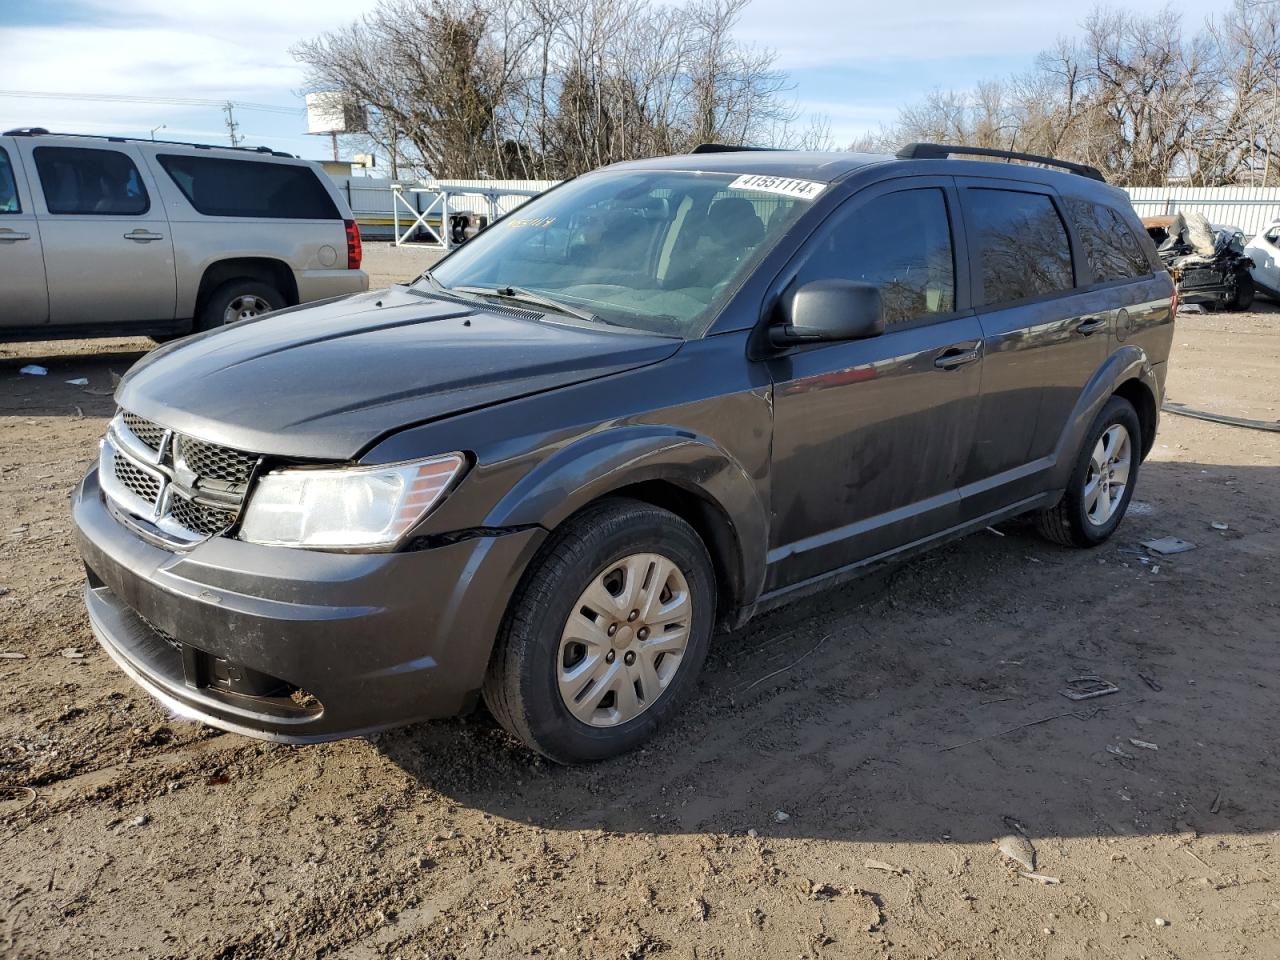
top-left (451, 285), bottom-right (601, 324)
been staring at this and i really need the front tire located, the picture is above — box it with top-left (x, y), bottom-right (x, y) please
top-left (483, 498), bottom-right (715, 763)
top-left (1230, 272), bottom-right (1255, 311)
top-left (1035, 396), bottom-right (1141, 548)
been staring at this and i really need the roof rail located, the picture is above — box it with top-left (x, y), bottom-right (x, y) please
top-left (896, 142), bottom-right (1106, 183)
top-left (690, 143), bottom-right (781, 154)
top-left (0, 128), bottom-right (295, 159)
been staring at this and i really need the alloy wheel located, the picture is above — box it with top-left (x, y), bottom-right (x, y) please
top-left (1083, 423), bottom-right (1132, 526)
top-left (223, 294), bottom-right (273, 325)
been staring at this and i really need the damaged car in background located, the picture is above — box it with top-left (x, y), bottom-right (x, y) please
top-left (1143, 211), bottom-right (1254, 311)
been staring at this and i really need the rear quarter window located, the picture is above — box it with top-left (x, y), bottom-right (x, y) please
top-left (157, 154), bottom-right (340, 219)
top-left (1066, 198), bottom-right (1152, 283)
top-left (965, 188), bottom-right (1074, 305)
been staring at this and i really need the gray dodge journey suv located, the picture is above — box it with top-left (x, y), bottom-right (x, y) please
top-left (73, 144), bottom-right (1174, 762)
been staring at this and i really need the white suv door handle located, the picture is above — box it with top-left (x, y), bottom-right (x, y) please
top-left (124, 229), bottom-right (165, 242)
top-left (0, 229), bottom-right (31, 242)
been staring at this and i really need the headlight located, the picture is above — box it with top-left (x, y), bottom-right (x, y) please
top-left (238, 454), bottom-right (466, 549)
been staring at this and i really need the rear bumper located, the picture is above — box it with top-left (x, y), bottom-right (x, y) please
top-left (73, 467), bottom-right (544, 742)
top-left (296, 268), bottom-right (369, 303)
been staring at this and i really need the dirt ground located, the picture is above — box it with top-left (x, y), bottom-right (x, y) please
top-left (1, 246), bottom-right (1278, 959)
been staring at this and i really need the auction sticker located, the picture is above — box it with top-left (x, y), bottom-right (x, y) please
top-left (727, 174), bottom-right (826, 200)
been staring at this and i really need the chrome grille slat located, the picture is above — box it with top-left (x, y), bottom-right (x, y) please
top-left (121, 411), bottom-right (165, 450)
top-left (175, 436), bottom-right (257, 485)
top-left (102, 411), bottom-right (260, 544)
top-left (112, 455), bottom-right (162, 503)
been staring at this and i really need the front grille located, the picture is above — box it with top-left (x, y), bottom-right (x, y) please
top-left (105, 410), bottom-right (260, 543)
top-left (167, 491), bottom-right (235, 537)
top-left (175, 436), bottom-right (257, 485)
top-left (122, 412), bottom-right (165, 450)
top-left (112, 455), bottom-right (162, 503)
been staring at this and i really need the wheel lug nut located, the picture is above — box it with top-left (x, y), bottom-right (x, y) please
top-left (637, 627), bottom-right (649, 641)
top-left (607, 623), bottom-right (618, 637)
top-left (624, 651), bottom-right (636, 665)
top-left (605, 650), bottom-right (615, 663)
top-left (627, 609), bottom-right (639, 622)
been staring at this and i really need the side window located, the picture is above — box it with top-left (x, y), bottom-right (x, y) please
top-left (794, 188), bottom-right (956, 326)
top-left (33, 147), bottom-right (149, 216)
top-left (0, 148), bottom-right (19, 213)
top-left (1066, 198), bottom-right (1151, 282)
top-left (966, 188), bottom-right (1073, 305)
top-left (157, 154), bottom-right (339, 219)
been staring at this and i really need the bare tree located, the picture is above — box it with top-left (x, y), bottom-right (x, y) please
top-left (877, 1), bottom-right (1280, 186)
top-left (294, 0), bottom-right (796, 179)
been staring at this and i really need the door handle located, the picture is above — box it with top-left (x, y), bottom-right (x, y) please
top-left (1076, 315), bottom-right (1109, 336)
top-left (934, 344), bottom-right (981, 370)
top-left (0, 230), bottom-right (31, 242)
top-left (124, 229), bottom-right (165, 242)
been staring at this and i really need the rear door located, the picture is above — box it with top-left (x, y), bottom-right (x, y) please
top-left (953, 180), bottom-right (1105, 517)
top-left (0, 138), bottom-right (50, 329)
top-left (17, 140), bottom-right (176, 326)
top-left (765, 178), bottom-right (984, 592)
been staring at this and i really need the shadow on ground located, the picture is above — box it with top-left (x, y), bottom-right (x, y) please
top-left (377, 456), bottom-right (1279, 846)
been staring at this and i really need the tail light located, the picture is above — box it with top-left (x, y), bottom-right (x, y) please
top-left (344, 219), bottom-right (363, 270)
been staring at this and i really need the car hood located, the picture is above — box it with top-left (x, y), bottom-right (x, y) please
top-left (117, 286), bottom-right (682, 460)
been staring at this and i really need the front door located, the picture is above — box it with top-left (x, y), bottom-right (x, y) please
top-left (16, 141), bottom-right (175, 327)
top-left (0, 139), bottom-right (50, 329)
top-left (765, 180), bottom-right (983, 593)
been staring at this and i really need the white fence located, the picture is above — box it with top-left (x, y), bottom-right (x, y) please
top-left (332, 175), bottom-right (559, 242)
top-left (1123, 186), bottom-right (1280, 238)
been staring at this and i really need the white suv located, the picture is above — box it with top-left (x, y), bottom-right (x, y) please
top-left (0, 128), bottom-right (368, 340)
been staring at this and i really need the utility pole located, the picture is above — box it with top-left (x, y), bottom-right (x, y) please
top-left (223, 101), bottom-right (241, 147)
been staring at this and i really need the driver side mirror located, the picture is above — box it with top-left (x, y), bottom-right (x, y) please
top-left (769, 279), bottom-right (885, 348)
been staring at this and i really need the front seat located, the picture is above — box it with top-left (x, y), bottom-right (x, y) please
top-left (667, 197), bottom-right (766, 289)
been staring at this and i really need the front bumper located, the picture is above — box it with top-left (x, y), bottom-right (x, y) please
top-left (73, 467), bottom-right (544, 742)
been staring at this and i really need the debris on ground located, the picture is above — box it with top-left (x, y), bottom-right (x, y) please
top-left (19, 365), bottom-right (48, 376)
top-left (1138, 672), bottom-right (1163, 692)
top-left (1019, 871), bottom-right (1061, 885)
top-left (1061, 676), bottom-right (1119, 701)
top-left (1154, 917), bottom-right (1169, 927)
top-left (1210, 521), bottom-right (1229, 530)
top-left (128, 815), bottom-right (149, 828)
top-left (1129, 738), bottom-right (1159, 751)
top-left (997, 834), bottom-right (1037, 871)
top-left (60, 647), bottom-right (86, 659)
top-left (1106, 744), bottom-right (1136, 759)
top-left (772, 810), bottom-right (790, 823)
top-left (65, 377), bottom-right (89, 386)
top-left (0, 652), bottom-right (28, 660)
top-left (864, 859), bottom-right (905, 875)
top-left (1211, 790), bottom-right (1224, 814)
top-left (1142, 537), bottom-right (1196, 555)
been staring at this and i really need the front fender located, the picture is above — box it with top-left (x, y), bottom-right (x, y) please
top-left (484, 425), bottom-right (769, 609)
top-left (1048, 345), bottom-right (1160, 491)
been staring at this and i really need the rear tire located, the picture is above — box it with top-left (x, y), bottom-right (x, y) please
top-left (1035, 396), bottom-right (1141, 548)
top-left (197, 279), bottom-right (284, 332)
top-left (1230, 272), bottom-right (1255, 311)
top-left (483, 498), bottom-right (715, 763)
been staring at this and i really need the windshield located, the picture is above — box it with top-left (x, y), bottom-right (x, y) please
top-left (422, 169), bottom-right (822, 336)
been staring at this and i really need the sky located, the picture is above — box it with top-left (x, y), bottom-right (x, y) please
top-left (0, 0), bottom-right (1209, 168)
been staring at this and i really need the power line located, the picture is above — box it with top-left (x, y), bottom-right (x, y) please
top-left (0, 89), bottom-right (304, 116)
